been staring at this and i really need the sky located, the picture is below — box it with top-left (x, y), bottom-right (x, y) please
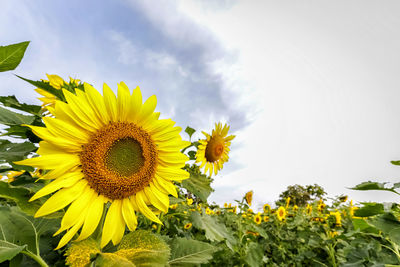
top-left (1, 0), bottom-right (400, 210)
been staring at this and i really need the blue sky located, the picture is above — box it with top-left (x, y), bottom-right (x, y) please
top-left (1, 0), bottom-right (400, 209)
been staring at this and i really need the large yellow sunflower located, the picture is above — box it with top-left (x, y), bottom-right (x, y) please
top-left (15, 82), bottom-right (189, 249)
top-left (196, 122), bottom-right (235, 176)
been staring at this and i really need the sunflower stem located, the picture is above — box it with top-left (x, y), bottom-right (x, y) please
top-left (156, 212), bottom-right (164, 234)
top-left (21, 251), bottom-right (49, 267)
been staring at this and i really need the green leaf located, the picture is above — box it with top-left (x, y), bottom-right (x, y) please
top-left (115, 230), bottom-right (170, 267)
top-left (244, 242), bottom-right (264, 267)
top-left (0, 41), bottom-right (29, 72)
top-left (0, 181), bottom-right (42, 215)
top-left (0, 241), bottom-right (26, 263)
top-left (0, 106), bottom-right (35, 126)
top-left (0, 96), bottom-right (41, 115)
top-left (184, 126), bottom-right (196, 139)
top-left (369, 213), bottom-right (400, 245)
top-left (187, 151), bottom-right (196, 160)
top-left (190, 212), bottom-right (236, 250)
top-left (181, 171), bottom-right (213, 202)
top-left (349, 181), bottom-right (400, 195)
top-left (352, 218), bottom-right (379, 234)
top-left (391, 160), bottom-right (400, 166)
top-left (0, 142), bottom-right (37, 165)
top-left (354, 203), bottom-right (385, 217)
top-left (168, 238), bottom-right (218, 267)
top-left (0, 206), bottom-right (59, 255)
top-left (16, 75), bottom-right (66, 102)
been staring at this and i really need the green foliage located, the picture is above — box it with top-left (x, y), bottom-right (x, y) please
top-left (350, 181), bottom-right (400, 195)
top-left (181, 165), bottom-right (213, 202)
top-left (0, 181), bottom-right (42, 215)
top-left (0, 106), bottom-right (35, 126)
top-left (0, 41), bottom-right (29, 72)
top-left (276, 184), bottom-right (327, 206)
top-left (184, 126), bottom-right (195, 140)
top-left (354, 202), bottom-right (385, 217)
top-left (0, 241), bottom-right (26, 263)
top-left (16, 75), bottom-right (66, 102)
top-left (168, 237), bottom-right (218, 266)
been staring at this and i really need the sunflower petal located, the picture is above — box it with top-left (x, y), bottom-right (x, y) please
top-left (135, 192), bottom-right (162, 224)
top-left (76, 195), bottom-right (105, 241)
top-left (122, 197), bottom-right (137, 231)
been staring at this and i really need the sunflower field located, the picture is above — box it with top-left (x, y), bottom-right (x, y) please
top-left (1, 42), bottom-right (400, 267)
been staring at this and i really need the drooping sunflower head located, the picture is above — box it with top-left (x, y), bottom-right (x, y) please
top-left (196, 122), bottom-right (235, 176)
top-left (16, 82), bottom-right (189, 249)
top-left (245, 190), bottom-right (253, 206)
top-left (276, 206), bottom-right (286, 221)
top-left (306, 204), bottom-right (312, 215)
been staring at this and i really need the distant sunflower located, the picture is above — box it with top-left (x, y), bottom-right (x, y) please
top-left (245, 190), bottom-right (253, 206)
top-left (276, 206), bottom-right (286, 221)
top-left (16, 82), bottom-right (189, 249)
top-left (196, 122), bottom-right (235, 176)
top-left (184, 223), bottom-right (192, 230)
top-left (263, 203), bottom-right (271, 213)
top-left (263, 216), bottom-right (269, 222)
top-left (35, 74), bottom-right (82, 112)
top-left (253, 213), bottom-right (262, 225)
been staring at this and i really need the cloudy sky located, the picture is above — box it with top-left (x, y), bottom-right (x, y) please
top-left (1, 0), bottom-right (400, 210)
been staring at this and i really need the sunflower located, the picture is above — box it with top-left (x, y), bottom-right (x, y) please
top-left (253, 213), bottom-right (262, 225)
top-left (306, 204), bottom-right (312, 215)
top-left (276, 206), bottom-right (286, 221)
top-left (196, 122), bottom-right (235, 176)
top-left (263, 203), bottom-right (271, 213)
top-left (184, 223), bottom-right (192, 230)
top-left (245, 190), bottom-right (253, 206)
top-left (263, 216), bottom-right (269, 222)
top-left (15, 82), bottom-right (189, 249)
top-left (35, 74), bottom-right (82, 112)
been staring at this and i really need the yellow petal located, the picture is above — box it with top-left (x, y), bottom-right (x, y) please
top-left (30, 171), bottom-right (84, 201)
top-left (55, 216), bottom-right (85, 250)
top-left (121, 198), bottom-right (137, 231)
top-left (156, 166), bottom-right (189, 181)
top-left (76, 195), bottom-right (105, 241)
top-left (117, 82), bottom-right (131, 122)
top-left (103, 83), bottom-right (117, 122)
top-left (137, 95), bottom-right (157, 124)
top-left (135, 192), bottom-right (162, 224)
top-left (43, 117), bottom-right (88, 144)
top-left (152, 178), bottom-right (177, 198)
top-left (55, 185), bottom-right (95, 234)
top-left (14, 153), bottom-right (80, 170)
top-left (101, 200), bottom-right (123, 248)
top-left (128, 86), bottom-right (142, 122)
top-left (35, 179), bottom-right (88, 218)
top-left (144, 186), bottom-right (168, 213)
top-left (83, 83), bottom-right (109, 125)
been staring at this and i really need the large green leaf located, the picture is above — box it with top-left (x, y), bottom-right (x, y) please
top-left (190, 212), bottom-right (236, 250)
top-left (0, 207), bottom-right (59, 260)
top-left (354, 203), bottom-right (385, 217)
top-left (181, 171), bottom-right (213, 202)
top-left (168, 238), bottom-right (218, 267)
top-left (0, 96), bottom-right (41, 115)
top-left (0, 141), bottom-right (37, 165)
top-left (0, 106), bottom-right (35, 126)
top-left (369, 213), bottom-right (400, 245)
top-left (244, 242), bottom-right (264, 267)
top-left (0, 41), bottom-right (29, 72)
top-left (0, 181), bottom-right (42, 215)
top-left (350, 181), bottom-right (400, 195)
top-left (0, 241), bottom-right (26, 263)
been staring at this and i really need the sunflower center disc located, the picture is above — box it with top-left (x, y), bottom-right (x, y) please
top-left (105, 138), bottom-right (145, 177)
top-left (205, 137), bottom-right (224, 162)
top-left (80, 122), bottom-right (158, 200)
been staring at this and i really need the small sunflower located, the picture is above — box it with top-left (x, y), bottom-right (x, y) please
top-left (184, 223), bottom-right (192, 230)
top-left (16, 82), bottom-right (189, 249)
top-left (263, 203), bottom-right (271, 213)
top-left (205, 207), bottom-right (212, 215)
top-left (276, 206), bottom-right (286, 221)
top-left (293, 205), bottom-right (298, 212)
top-left (245, 190), bottom-right (253, 206)
top-left (306, 204), bottom-right (312, 215)
top-left (223, 202), bottom-right (228, 208)
top-left (186, 198), bottom-right (193, 205)
top-left (330, 211), bottom-right (342, 227)
top-left (263, 216), bottom-right (269, 222)
top-left (253, 213), bottom-right (262, 225)
top-left (196, 122), bottom-right (235, 176)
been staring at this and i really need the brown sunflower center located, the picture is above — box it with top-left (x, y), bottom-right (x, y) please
top-left (205, 137), bottom-right (225, 162)
top-left (80, 122), bottom-right (157, 200)
top-left (279, 210), bottom-right (284, 217)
